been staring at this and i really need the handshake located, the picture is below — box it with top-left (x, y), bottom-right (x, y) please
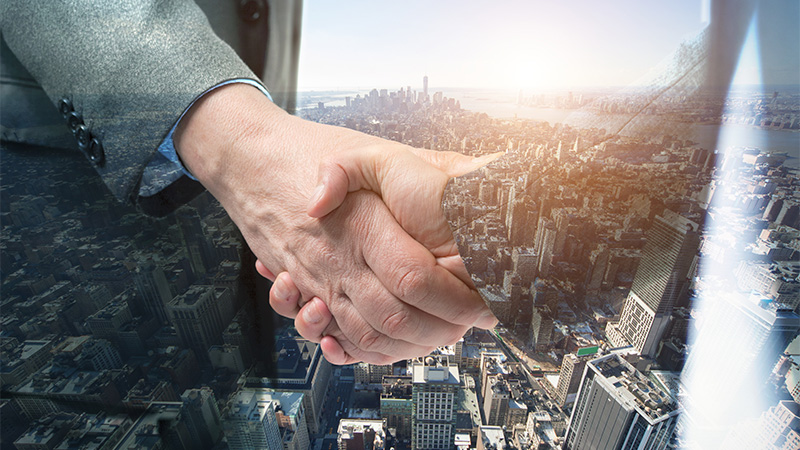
top-left (174, 83), bottom-right (501, 365)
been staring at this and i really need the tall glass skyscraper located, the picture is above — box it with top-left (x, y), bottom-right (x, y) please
top-left (607, 210), bottom-right (701, 357)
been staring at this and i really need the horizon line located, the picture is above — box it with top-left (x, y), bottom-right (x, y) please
top-left (297, 83), bottom-right (800, 93)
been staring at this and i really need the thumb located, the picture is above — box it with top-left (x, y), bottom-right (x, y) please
top-left (408, 149), bottom-right (505, 178)
top-left (307, 150), bottom-right (382, 218)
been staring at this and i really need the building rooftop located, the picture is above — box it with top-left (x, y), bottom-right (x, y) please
top-left (482, 353), bottom-right (512, 376)
top-left (113, 402), bottom-right (182, 450)
top-left (509, 399), bottom-right (527, 410)
top-left (1, 338), bottom-right (53, 373)
top-left (15, 416), bottom-right (66, 446)
top-left (12, 364), bottom-right (110, 398)
top-left (479, 286), bottom-right (509, 305)
top-left (168, 285), bottom-right (212, 308)
top-left (243, 336), bottom-right (322, 390)
top-left (590, 354), bottom-right (678, 422)
top-left (227, 388), bottom-right (304, 424)
top-left (411, 361), bottom-right (459, 385)
top-left (381, 376), bottom-right (412, 399)
top-left (269, 390), bottom-right (304, 419)
top-left (228, 389), bottom-right (272, 422)
top-left (87, 300), bottom-right (128, 321)
top-left (456, 378), bottom-right (481, 429)
top-left (58, 336), bottom-right (90, 355)
top-left (742, 290), bottom-right (800, 322)
top-left (540, 423), bottom-right (559, 447)
top-left (53, 413), bottom-right (130, 450)
top-left (479, 425), bottom-right (507, 449)
top-left (463, 343), bottom-right (488, 360)
top-left (337, 419), bottom-right (386, 445)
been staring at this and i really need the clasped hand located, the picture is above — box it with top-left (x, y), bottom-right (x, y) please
top-left (174, 84), bottom-right (498, 364)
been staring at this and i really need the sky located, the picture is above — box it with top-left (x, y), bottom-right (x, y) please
top-left (298, 1), bottom-right (800, 92)
top-left (297, 0), bottom-right (709, 91)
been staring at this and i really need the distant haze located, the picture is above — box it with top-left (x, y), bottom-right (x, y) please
top-left (298, 0), bottom-right (798, 91)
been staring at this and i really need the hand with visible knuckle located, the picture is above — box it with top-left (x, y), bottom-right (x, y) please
top-left (177, 86), bottom-right (497, 364)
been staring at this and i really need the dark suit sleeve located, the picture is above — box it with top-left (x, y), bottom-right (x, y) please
top-left (0, 0), bottom-right (263, 206)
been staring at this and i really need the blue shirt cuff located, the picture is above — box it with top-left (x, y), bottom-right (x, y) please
top-left (139, 79), bottom-right (272, 197)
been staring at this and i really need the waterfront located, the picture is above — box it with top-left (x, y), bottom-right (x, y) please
top-left (299, 88), bottom-right (800, 169)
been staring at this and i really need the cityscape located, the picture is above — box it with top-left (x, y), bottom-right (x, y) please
top-left (1, 75), bottom-right (799, 450)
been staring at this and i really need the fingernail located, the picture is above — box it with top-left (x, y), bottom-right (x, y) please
top-left (303, 299), bottom-right (324, 324)
top-left (272, 278), bottom-right (288, 300)
top-left (309, 184), bottom-right (325, 205)
top-left (476, 311), bottom-right (498, 329)
top-left (472, 152), bottom-right (504, 164)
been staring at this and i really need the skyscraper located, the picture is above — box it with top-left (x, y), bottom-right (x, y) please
top-left (411, 357), bottom-right (459, 450)
top-left (586, 244), bottom-right (610, 294)
top-left (555, 349), bottom-right (599, 407)
top-left (482, 375), bottom-right (509, 426)
top-left (423, 75), bottom-right (428, 98)
top-left (607, 210), bottom-right (700, 357)
top-left (166, 285), bottom-right (230, 365)
top-left (530, 305), bottom-right (554, 351)
top-left (753, 400), bottom-right (800, 450)
top-left (133, 258), bottom-right (173, 324)
top-left (176, 209), bottom-right (215, 278)
top-left (381, 376), bottom-right (413, 441)
top-left (564, 353), bottom-right (680, 450)
top-left (535, 218), bottom-right (557, 278)
top-left (180, 387), bottom-right (223, 450)
top-left (223, 389), bottom-right (282, 450)
top-left (681, 291), bottom-right (800, 446)
top-left (721, 399), bottom-right (800, 450)
top-left (512, 247), bottom-right (537, 282)
top-left (243, 336), bottom-right (332, 435)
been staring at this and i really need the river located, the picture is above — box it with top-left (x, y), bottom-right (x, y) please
top-left (298, 89), bottom-right (799, 168)
top-left (447, 92), bottom-right (799, 169)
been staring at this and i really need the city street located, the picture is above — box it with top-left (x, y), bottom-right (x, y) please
top-left (314, 365), bottom-right (355, 448)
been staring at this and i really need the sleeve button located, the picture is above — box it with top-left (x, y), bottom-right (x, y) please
top-left (59, 98), bottom-right (74, 117)
top-left (75, 125), bottom-right (91, 149)
top-left (66, 111), bottom-right (83, 133)
top-left (88, 137), bottom-right (105, 165)
top-left (239, 0), bottom-right (264, 22)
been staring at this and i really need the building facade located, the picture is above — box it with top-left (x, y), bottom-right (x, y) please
top-left (411, 359), bottom-right (460, 450)
top-left (564, 354), bottom-right (680, 450)
top-left (608, 211), bottom-right (700, 357)
top-left (223, 389), bottom-right (283, 450)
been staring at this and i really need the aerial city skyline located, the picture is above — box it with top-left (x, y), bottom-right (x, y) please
top-left (2, 69), bottom-right (798, 449)
top-left (2, 0), bottom-right (799, 449)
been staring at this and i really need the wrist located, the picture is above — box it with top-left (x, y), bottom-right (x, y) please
top-left (172, 83), bottom-right (291, 193)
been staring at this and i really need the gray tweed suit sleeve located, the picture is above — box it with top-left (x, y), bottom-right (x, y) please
top-left (1, 0), bottom-right (262, 204)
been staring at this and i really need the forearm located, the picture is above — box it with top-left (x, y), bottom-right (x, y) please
top-left (172, 83), bottom-right (384, 217)
top-left (1, 1), bottom-right (259, 204)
